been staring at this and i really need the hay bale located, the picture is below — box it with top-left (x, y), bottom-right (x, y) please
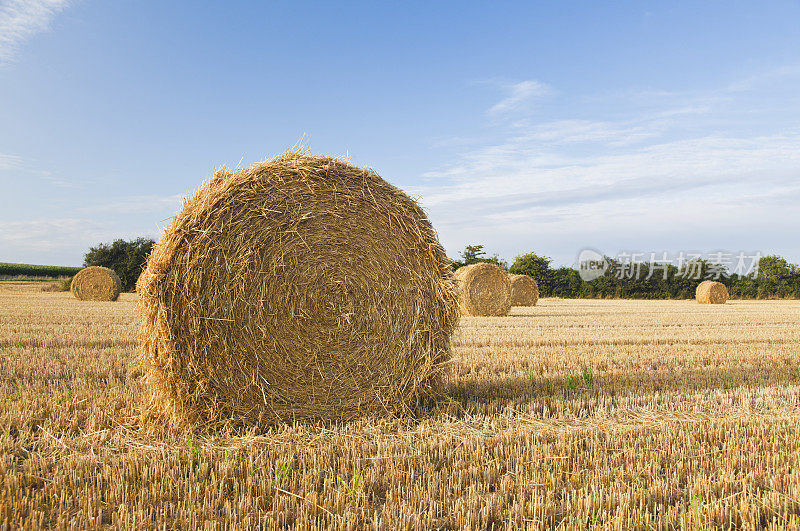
top-left (696, 280), bottom-right (729, 304)
top-left (70, 266), bottom-right (121, 301)
top-left (508, 274), bottom-right (539, 306)
top-left (453, 263), bottom-right (511, 316)
top-left (137, 150), bottom-right (459, 427)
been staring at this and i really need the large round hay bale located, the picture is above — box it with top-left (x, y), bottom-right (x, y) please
top-left (453, 263), bottom-right (512, 316)
top-left (70, 266), bottom-right (121, 301)
top-left (508, 274), bottom-right (539, 306)
top-left (137, 150), bottom-right (459, 427)
top-left (696, 280), bottom-right (729, 304)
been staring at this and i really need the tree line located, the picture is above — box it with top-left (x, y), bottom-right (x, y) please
top-left (67, 239), bottom-right (800, 299)
top-left (451, 244), bottom-right (800, 299)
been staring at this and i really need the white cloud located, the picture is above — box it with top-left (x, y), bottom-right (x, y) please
top-left (0, 154), bottom-right (83, 188)
top-left (0, 0), bottom-right (70, 65)
top-left (0, 218), bottom-right (111, 255)
top-left (0, 195), bottom-right (184, 261)
top-left (0, 217), bottom-right (85, 243)
top-left (0, 217), bottom-right (161, 265)
top-left (418, 72), bottom-right (800, 265)
top-left (0, 152), bottom-right (22, 170)
top-left (487, 80), bottom-right (551, 116)
top-left (726, 63), bottom-right (800, 93)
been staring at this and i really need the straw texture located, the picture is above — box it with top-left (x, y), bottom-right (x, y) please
top-left (70, 266), bottom-right (122, 301)
top-left (696, 280), bottom-right (729, 304)
top-left (508, 274), bottom-right (539, 306)
top-left (136, 150), bottom-right (459, 428)
top-left (453, 263), bottom-right (511, 316)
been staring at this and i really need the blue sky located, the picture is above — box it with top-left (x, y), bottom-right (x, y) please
top-left (1, 1), bottom-right (799, 267)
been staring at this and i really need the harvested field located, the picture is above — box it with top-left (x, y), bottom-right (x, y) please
top-left (2, 282), bottom-right (800, 528)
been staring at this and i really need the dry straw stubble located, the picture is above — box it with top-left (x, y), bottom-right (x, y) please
top-left (508, 273), bottom-right (539, 306)
top-left (696, 280), bottom-right (730, 304)
top-left (137, 150), bottom-right (460, 428)
top-left (70, 266), bottom-right (122, 301)
top-left (453, 262), bottom-right (512, 316)
top-left (5, 284), bottom-right (800, 528)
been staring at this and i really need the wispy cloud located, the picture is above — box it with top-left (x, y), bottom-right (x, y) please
top-left (0, 218), bottom-right (115, 257)
top-left (418, 71), bottom-right (800, 264)
top-left (0, 152), bottom-right (22, 170)
top-left (0, 216), bottom-right (161, 264)
top-left (0, 154), bottom-right (82, 188)
top-left (0, 0), bottom-right (70, 65)
top-left (416, 133), bottom-right (800, 242)
top-left (726, 63), bottom-right (800, 93)
top-left (487, 80), bottom-right (551, 116)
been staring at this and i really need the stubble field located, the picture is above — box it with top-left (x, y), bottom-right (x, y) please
top-left (1, 281), bottom-right (799, 529)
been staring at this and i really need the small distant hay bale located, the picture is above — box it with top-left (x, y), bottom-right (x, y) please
top-left (70, 266), bottom-right (121, 301)
top-left (137, 150), bottom-right (459, 428)
top-left (453, 263), bottom-right (511, 316)
top-left (508, 274), bottom-right (539, 306)
top-left (696, 280), bottom-right (729, 304)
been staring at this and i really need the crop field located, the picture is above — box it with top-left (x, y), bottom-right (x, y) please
top-left (0, 264), bottom-right (81, 280)
top-left (1, 281), bottom-right (799, 529)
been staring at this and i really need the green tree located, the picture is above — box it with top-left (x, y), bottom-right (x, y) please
top-left (451, 244), bottom-right (508, 270)
top-left (84, 237), bottom-right (155, 291)
top-left (551, 267), bottom-right (583, 298)
top-left (759, 255), bottom-right (793, 281)
top-left (461, 244), bottom-right (487, 265)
